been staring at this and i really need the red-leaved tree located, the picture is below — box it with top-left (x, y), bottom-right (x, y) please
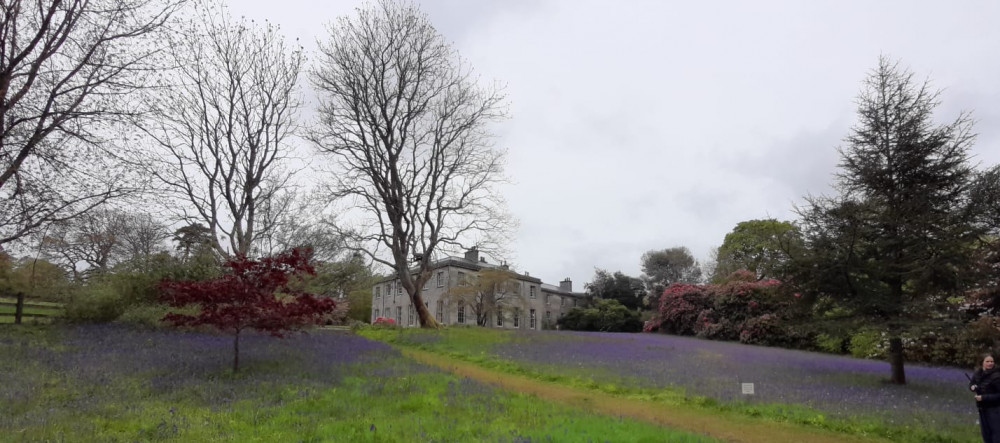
top-left (159, 248), bottom-right (336, 372)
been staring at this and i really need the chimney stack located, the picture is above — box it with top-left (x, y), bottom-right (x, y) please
top-left (464, 247), bottom-right (479, 262)
top-left (560, 278), bottom-right (572, 292)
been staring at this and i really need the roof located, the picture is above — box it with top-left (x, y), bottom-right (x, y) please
top-left (540, 283), bottom-right (586, 298)
top-left (377, 255), bottom-right (542, 284)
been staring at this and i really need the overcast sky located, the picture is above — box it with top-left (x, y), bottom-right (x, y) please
top-left (230, 0), bottom-right (1000, 290)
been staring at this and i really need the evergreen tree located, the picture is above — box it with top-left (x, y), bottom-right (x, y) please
top-left (797, 57), bottom-right (985, 384)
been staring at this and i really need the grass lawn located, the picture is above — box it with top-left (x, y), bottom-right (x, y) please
top-left (359, 326), bottom-right (981, 443)
top-left (0, 324), bottom-right (711, 442)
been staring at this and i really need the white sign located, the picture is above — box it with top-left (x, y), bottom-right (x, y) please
top-left (741, 383), bottom-right (755, 395)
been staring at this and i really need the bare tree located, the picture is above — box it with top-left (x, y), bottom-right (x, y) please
top-left (444, 268), bottom-right (524, 327)
top-left (310, 0), bottom-right (511, 328)
top-left (143, 1), bottom-right (304, 258)
top-left (40, 208), bottom-right (168, 280)
top-left (0, 0), bottom-right (184, 246)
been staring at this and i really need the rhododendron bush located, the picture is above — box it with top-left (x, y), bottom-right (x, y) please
top-left (159, 248), bottom-right (337, 372)
top-left (644, 270), bottom-right (808, 346)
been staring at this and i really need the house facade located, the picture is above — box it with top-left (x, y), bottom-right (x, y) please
top-left (371, 247), bottom-right (585, 329)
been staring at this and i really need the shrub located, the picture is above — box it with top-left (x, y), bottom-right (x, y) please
top-left (65, 284), bottom-right (126, 323)
top-left (815, 333), bottom-right (848, 354)
top-left (557, 299), bottom-right (642, 332)
top-left (647, 274), bottom-right (803, 344)
top-left (848, 328), bottom-right (884, 359)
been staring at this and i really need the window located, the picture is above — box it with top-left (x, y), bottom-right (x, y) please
top-left (560, 297), bottom-right (565, 306)
top-left (546, 311), bottom-right (551, 327)
top-left (373, 308), bottom-right (379, 321)
top-left (513, 308), bottom-right (520, 328)
top-left (530, 309), bottom-right (536, 329)
top-left (458, 271), bottom-right (467, 286)
top-left (408, 304), bottom-right (414, 326)
top-left (396, 306), bottom-right (402, 324)
top-left (496, 308), bottom-right (503, 327)
top-left (529, 286), bottom-right (536, 298)
top-left (397, 282), bottom-right (402, 296)
top-left (436, 271), bottom-right (444, 287)
top-left (375, 286), bottom-right (381, 298)
top-left (457, 300), bottom-right (465, 324)
top-left (436, 300), bottom-right (444, 322)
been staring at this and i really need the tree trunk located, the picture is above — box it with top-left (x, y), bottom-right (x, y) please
top-left (412, 292), bottom-right (440, 328)
top-left (233, 331), bottom-right (241, 373)
top-left (888, 336), bottom-right (906, 384)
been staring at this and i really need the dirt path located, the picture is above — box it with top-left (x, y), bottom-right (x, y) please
top-left (401, 348), bottom-right (890, 443)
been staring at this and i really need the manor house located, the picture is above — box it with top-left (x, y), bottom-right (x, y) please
top-left (371, 248), bottom-right (585, 329)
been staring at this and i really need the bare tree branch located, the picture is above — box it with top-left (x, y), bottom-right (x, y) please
top-left (310, 0), bottom-right (513, 327)
top-left (141, 1), bottom-right (303, 258)
top-left (0, 0), bottom-right (185, 247)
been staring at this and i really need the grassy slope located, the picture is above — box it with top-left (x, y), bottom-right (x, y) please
top-left (360, 327), bottom-right (973, 443)
top-left (402, 347), bottom-right (885, 443)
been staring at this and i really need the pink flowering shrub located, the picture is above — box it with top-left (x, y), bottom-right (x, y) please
top-left (646, 271), bottom-right (808, 346)
top-left (372, 317), bottom-right (398, 328)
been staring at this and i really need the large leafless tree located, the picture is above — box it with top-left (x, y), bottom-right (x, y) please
top-left (41, 208), bottom-right (169, 279)
top-left (310, 1), bottom-right (511, 328)
top-left (143, 1), bottom-right (304, 258)
top-left (0, 0), bottom-right (184, 247)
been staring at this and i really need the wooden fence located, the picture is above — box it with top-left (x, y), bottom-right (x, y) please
top-left (0, 293), bottom-right (64, 324)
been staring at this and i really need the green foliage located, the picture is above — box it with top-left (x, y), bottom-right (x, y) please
top-left (713, 219), bottom-right (802, 283)
top-left (558, 298), bottom-right (642, 332)
top-left (1, 258), bottom-right (73, 301)
top-left (793, 58), bottom-right (994, 382)
top-left (848, 329), bottom-right (883, 359)
top-left (814, 333), bottom-right (847, 354)
top-left (640, 247), bottom-right (702, 307)
top-left (292, 255), bottom-right (378, 324)
top-left (65, 284), bottom-right (126, 323)
top-left (586, 268), bottom-right (645, 311)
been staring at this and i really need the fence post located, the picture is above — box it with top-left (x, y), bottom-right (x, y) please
top-left (15, 292), bottom-right (25, 325)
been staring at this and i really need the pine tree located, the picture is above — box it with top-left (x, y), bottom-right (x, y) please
top-left (798, 57), bottom-right (982, 384)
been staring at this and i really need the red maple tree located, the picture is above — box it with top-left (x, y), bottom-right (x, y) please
top-left (159, 248), bottom-right (337, 372)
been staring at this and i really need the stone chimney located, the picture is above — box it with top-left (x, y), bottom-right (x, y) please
top-left (464, 247), bottom-right (479, 262)
top-left (560, 278), bottom-right (572, 292)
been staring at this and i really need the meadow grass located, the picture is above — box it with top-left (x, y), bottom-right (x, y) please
top-left (0, 324), bottom-right (712, 442)
top-left (359, 326), bottom-right (980, 443)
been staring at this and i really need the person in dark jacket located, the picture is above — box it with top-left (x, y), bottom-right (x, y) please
top-left (971, 354), bottom-right (1000, 443)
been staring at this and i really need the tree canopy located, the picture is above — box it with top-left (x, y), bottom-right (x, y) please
top-left (640, 247), bottom-right (702, 307)
top-left (713, 219), bottom-right (803, 283)
top-left (586, 269), bottom-right (645, 311)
